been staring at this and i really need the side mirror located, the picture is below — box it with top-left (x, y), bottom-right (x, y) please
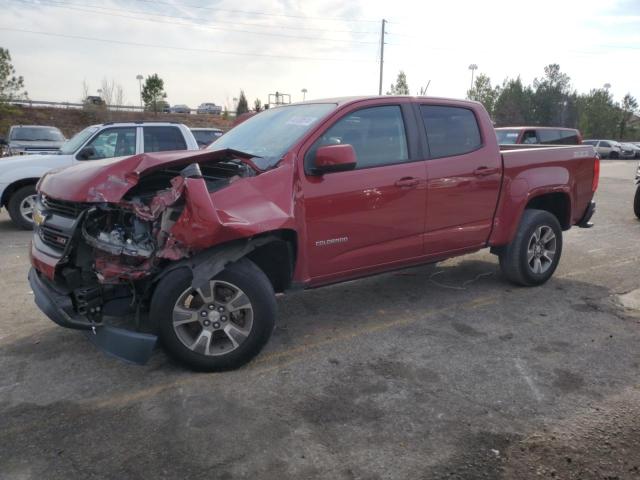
top-left (77, 146), bottom-right (96, 160)
top-left (313, 144), bottom-right (357, 174)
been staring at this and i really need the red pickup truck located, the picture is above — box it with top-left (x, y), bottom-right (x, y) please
top-left (29, 96), bottom-right (598, 370)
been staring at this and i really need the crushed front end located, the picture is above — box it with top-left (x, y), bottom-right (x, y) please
top-left (29, 157), bottom-right (255, 364)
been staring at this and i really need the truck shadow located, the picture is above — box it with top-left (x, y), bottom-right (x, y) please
top-left (1, 257), bottom-right (631, 375)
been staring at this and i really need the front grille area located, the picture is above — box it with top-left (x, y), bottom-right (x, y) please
top-left (42, 195), bottom-right (88, 219)
top-left (39, 224), bottom-right (71, 251)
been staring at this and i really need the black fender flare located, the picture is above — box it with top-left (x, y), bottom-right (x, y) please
top-left (151, 235), bottom-right (280, 291)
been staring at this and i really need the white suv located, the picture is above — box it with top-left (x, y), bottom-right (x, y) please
top-left (0, 122), bottom-right (198, 229)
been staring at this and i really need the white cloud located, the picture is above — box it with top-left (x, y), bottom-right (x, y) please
top-left (1, 0), bottom-right (638, 109)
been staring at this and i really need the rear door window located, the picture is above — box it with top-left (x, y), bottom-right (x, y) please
top-left (420, 105), bottom-right (482, 157)
top-left (143, 126), bottom-right (187, 153)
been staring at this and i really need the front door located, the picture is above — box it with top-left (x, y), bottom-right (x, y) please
top-left (301, 104), bottom-right (427, 281)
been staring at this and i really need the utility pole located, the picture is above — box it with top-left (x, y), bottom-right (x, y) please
top-left (378, 19), bottom-right (386, 95)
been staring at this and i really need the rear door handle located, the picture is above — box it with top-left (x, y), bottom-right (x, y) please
top-left (473, 166), bottom-right (499, 176)
top-left (394, 177), bottom-right (420, 188)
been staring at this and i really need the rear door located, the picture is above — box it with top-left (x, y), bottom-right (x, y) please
top-left (301, 102), bottom-right (427, 280)
top-left (419, 104), bottom-right (502, 254)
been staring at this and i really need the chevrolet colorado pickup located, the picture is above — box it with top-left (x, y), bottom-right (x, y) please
top-left (28, 96), bottom-right (599, 371)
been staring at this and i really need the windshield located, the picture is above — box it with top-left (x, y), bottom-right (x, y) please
top-left (495, 129), bottom-right (520, 144)
top-left (208, 103), bottom-right (337, 169)
top-left (10, 126), bottom-right (64, 142)
top-left (59, 126), bottom-right (100, 154)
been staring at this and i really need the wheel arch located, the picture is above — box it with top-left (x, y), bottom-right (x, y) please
top-left (152, 229), bottom-right (298, 295)
top-left (524, 192), bottom-right (571, 230)
top-left (1, 178), bottom-right (39, 207)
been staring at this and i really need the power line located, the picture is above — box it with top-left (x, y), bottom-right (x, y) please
top-left (0, 27), bottom-right (376, 62)
top-left (130, 0), bottom-right (380, 23)
top-left (10, 0), bottom-right (379, 44)
top-left (34, 0), bottom-right (379, 35)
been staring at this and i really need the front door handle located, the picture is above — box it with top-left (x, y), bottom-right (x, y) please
top-left (473, 166), bottom-right (499, 176)
top-left (395, 177), bottom-right (420, 188)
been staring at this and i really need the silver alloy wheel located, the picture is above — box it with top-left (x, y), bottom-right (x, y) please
top-left (19, 194), bottom-right (37, 224)
top-left (526, 225), bottom-right (557, 274)
top-left (172, 280), bottom-right (254, 356)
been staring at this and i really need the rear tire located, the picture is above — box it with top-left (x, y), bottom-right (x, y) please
top-left (7, 185), bottom-right (37, 230)
top-left (634, 186), bottom-right (640, 220)
top-left (499, 209), bottom-right (563, 286)
top-left (152, 258), bottom-right (276, 371)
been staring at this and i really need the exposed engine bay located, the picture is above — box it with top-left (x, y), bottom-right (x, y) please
top-left (49, 159), bottom-right (255, 324)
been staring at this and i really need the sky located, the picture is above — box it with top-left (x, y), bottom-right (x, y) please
top-left (1, 0), bottom-right (639, 110)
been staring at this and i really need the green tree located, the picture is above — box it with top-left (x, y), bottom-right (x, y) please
top-left (141, 74), bottom-right (166, 114)
top-left (576, 89), bottom-right (619, 138)
top-left (236, 90), bottom-right (249, 115)
top-left (467, 73), bottom-right (500, 117)
top-left (253, 98), bottom-right (262, 112)
top-left (386, 71), bottom-right (409, 95)
top-left (493, 77), bottom-right (534, 126)
top-left (618, 93), bottom-right (638, 140)
top-left (0, 48), bottom-right (26, 108)
top-left (531, 64), bottom-right (574, 126)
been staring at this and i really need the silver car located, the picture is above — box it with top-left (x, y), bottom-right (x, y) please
top-left (3, 125), bottom-right (66, 156)
top-left (582, 139), bottom-right (622, 159)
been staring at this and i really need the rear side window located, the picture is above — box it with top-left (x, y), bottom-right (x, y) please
top-left (143, 126), bottom-right (187, 153)
top-left (538, 130), bottom-right (563, 144)
top-left (420, 106), bottom-right (481, 158)
top-left (307, 105), bottom-right (409, 170)
top-left (556, 130), bottom-right (580, 145)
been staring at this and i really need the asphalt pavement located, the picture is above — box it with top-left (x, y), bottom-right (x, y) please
top-left (1, 160), bottom-right (639, 480)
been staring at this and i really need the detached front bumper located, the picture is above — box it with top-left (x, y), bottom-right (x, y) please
top-left (28, 267), bottom-right (157, 364)
top-left (28, 267), bottom-right (93, 330)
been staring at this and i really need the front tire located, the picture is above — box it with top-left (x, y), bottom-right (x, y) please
top-left (7, 185), bottom-right (37, 230)
top-left (152, 258), bottom-right (276, 371)
top-left (499, 209), bottom-right (563, 286)
top-left (634, 186), bottom-right (640, 219)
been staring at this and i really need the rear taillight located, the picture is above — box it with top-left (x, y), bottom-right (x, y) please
top-left (592, 157), bottom-right (600, 192)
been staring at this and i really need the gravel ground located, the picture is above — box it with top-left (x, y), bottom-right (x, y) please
top-left (0, 160), bottom-right (639, 480)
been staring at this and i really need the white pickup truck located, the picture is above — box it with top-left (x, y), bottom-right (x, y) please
top-left (0, 122), bottom-right (199, 229)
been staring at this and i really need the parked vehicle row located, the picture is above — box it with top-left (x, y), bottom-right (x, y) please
top-left (157, 103), bottom-right (224, 115)
top-left (0, 122), bottom-right (199, 229)
top-left (26, 96), bottom-right (599, 371)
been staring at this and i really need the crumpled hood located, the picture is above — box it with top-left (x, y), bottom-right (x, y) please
top-left (38, 149), bottom-right (257, 203)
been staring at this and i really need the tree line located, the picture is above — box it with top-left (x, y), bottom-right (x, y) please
top-left (466, 64), bottom-right (638, 140)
